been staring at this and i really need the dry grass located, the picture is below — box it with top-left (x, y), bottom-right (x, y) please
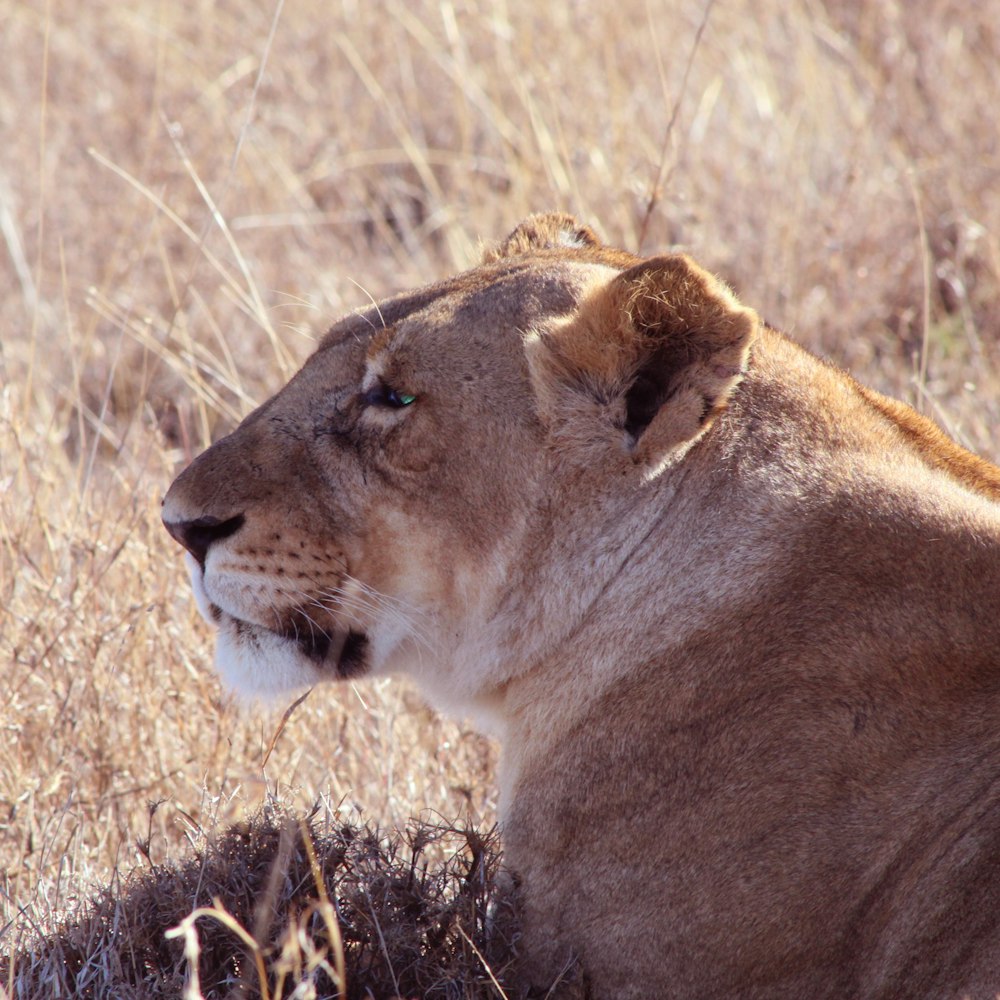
top-left (1, 0), bottom-right (998, 994)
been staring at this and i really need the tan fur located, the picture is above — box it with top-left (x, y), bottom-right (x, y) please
top-left (163, 214), bottom-right (1000, 999)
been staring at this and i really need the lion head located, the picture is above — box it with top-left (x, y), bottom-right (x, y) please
top-left (162, 213), bottom-right (754, 716)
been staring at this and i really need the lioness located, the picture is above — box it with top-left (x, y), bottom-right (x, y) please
top-left (163, 214), bottom-right (1000, 999)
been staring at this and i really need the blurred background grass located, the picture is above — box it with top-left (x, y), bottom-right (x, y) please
top-left (2, 0), bottom-right (998, 965)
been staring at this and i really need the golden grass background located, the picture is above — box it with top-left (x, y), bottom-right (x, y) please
top-left (2, 0), bottom-right (999, 982)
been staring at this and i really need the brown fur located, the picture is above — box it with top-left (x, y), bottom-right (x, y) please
top-left (163, 214), bottom-right (1000, 999)
top-left (853, 381), bottom-right (1000, 500)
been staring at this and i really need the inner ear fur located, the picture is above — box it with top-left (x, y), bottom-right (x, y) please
top-left (545, 254), bottom-right (758, 463)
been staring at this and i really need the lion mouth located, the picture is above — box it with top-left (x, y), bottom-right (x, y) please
top-left (273, 621), bottom-right (370, 678)
top-left (185, 554), bottom-right (370, 682)
top-left (228, 615), bottom-right (370, 679)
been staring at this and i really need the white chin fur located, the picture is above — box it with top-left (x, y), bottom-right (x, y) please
top-left (186, 552), bottom-right (322, 698)
top-left (214, 625), bottom-right (322, 699)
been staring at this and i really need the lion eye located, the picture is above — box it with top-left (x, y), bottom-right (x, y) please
top-left (362, 382), bottom-right (417, 409)
top-left (386, 388), bottom-right (417, 408)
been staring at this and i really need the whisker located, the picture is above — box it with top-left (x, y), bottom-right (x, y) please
top-left (316, 583), bottom-right (433, 651)
top-left (263, 572), bottom-right (434, 655)
top-left (268, 586), bottom-right (334, 644)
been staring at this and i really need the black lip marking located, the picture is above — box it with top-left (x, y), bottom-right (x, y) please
top-left (297, 627), bottom-right (333, 663)
top-left (336, 631), bottom-right (369, 678)
top-left (285, 623), bottom-right (368, 679)
top-left (245, 614), bottom-right (369, 679)
top-left (272, 617), bottom-right (332, 663)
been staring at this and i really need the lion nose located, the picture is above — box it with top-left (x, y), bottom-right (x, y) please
top-left (162, 513), bottom-right (245, 566)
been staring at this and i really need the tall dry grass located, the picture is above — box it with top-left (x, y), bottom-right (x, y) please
top-left (2, 0), bottom-right (999, 992)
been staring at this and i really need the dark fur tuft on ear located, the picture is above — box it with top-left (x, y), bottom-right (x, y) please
top-left (482, 213), bottom-right (601, 264)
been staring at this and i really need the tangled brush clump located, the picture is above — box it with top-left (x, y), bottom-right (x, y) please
top-left (3, 808), bottom-right (524, 999)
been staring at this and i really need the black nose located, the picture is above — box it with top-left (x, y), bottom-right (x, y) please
top-left (162, 513), bottom-right (245, 566)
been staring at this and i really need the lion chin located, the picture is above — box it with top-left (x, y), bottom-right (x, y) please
top-left (163, 213), bottom-right (1000, 1000)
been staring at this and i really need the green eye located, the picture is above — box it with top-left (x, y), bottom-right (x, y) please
top-left (363, 382), bottom-right (417, 409)
top-left (385, 388), bottom-right (416, 408)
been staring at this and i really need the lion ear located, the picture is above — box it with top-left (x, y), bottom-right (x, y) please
top-left (533, 254), bottom-right (757, 465)
top-left (482, 213), bottom-right (602, 263)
